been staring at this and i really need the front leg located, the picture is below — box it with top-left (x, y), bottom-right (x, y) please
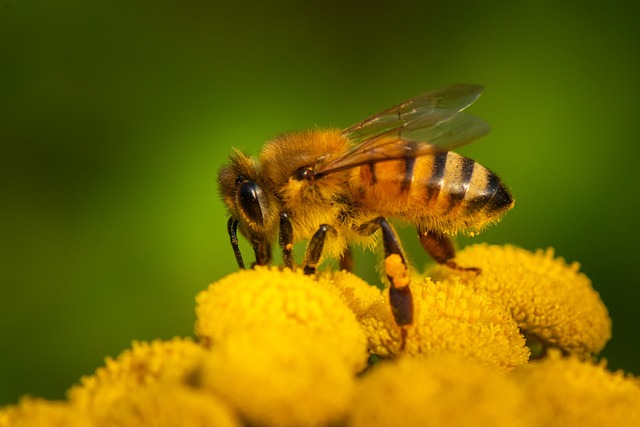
top-left (226, 217), bottom-right (271, 268)
top-left (250, 234), bottom-right (272, 267)
top-left (279, 212), bottom-right (295, 269)
top-left (358, 217), bottom-right (413, 328)
top-left (417, 228), bottom-right (480, 273)
top-left (227, 218), bottom-right (245, 269)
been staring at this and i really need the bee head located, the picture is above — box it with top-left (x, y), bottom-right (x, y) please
top-left (218, 150), bottom-right (279, 242)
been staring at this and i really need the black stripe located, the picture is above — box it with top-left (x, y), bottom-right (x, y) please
top-left (401, 156), bottom-right (416, 192)
top-left (460, 157), bottom-right (475, 190)
top-left (486, 181), bottom-right (513, 213)
top-left (368, 162), bottom-right (377, 184)
top-left (425, 152), bottom-right (448, 200)
top-left (465, 172), bottom-right (499, 214)
top-left (389, 286), bottom-right (413, 326)
top-left (447, 157), bottom-right (475, 210)
top-left (400, 142), bottom-right (419, 192)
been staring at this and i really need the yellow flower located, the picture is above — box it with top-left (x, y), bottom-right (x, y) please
top-left (2, 243), bottom-right (627, 427)
top-left (100, 385), bottom-right (240, 427)
top-left (200, 326), bottom-right (355, 427)
top-left (428, 244), bottom-right (611, 356)
top-left (515, 350), bottom-right (640, 427)
top-left (195, 266), bottom-right (368, 372)
top-left (316, 269), bottom-right (382, 317)
top-left (67, 337), bottom-right (208, 420)
top-left (357, 259), bottom-right (529, 370)
top-left (0, 397), bottom-right (93, 427)
top-left (349, 355), bottom-right (537, 427)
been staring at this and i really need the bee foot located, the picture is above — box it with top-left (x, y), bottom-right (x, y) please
top-left (445, 260), bottom-right (481, 274)
top-left (399, 326), bottom-right (409, 351)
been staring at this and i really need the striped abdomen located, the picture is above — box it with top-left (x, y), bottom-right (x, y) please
top-left (353, 151), bottom-right (514, 233)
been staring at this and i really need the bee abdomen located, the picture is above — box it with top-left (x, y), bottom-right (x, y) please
top-left (356, 151), bottom-right (513, 231)
top-left (465, 172), bottom-right (513, 215)
top-left (443, 153), bottom-right (513, 216)
top-left (423, 152), bottom-right (513, 225)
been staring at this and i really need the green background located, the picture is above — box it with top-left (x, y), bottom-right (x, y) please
top-left (1, 0), bottom-right (639, 404)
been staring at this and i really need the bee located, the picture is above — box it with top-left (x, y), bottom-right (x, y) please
top-left (218, 84), bottom-right (514, 329)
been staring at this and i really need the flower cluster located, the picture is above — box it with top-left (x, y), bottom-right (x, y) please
top-left (1, 244), bottom-right (638, 427)
top-left (428, 244), bottom-right (612, 356)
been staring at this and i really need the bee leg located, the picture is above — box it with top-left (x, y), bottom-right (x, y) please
top-left (227, 218), bottom-right (245, 269)
top-left (417, 229), bottom-right (480, 273)
top-left (279, 212), bottom-right (296, 269)
top-left (358, 217), bottom-right (413, 329)
top-left (303, 224), bottom-right (336, 275)
top-left (339, 246), bottom-right (354, 272)
top-left (250, 235), bottom-right (272, 268)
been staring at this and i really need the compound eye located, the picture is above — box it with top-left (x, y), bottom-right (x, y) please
top-left (238, 181), bottom-right (264, 226)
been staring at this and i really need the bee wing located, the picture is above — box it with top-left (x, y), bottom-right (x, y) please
top-left (342, 83), bottom-right (484, 145)
top-left (317, 84), bottom-right (490, 176)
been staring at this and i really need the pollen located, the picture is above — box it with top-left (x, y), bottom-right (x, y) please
top-left (428, 244), bottom-right (612, 356)
top-left (384, 254), bottom-right (410, 289)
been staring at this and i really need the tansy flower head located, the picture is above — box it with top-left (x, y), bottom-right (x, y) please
top-left (428, 244), bottom-right (611, 356)
top-left (349, 355), bottom-right (537, 427)
top-left (0, 398), bottom-right (92, 427)
top-left (100, 386), bottom-right (240, 427)
top-left (67, 337), bottom-right (208, 420)
top-left (200, 326), bottom-right (355, 427)
top-left (316, 269), bottom-right (382, 317)
top-left (358, 270), bottom-right (530, 371)
top-left (1, 244), bottom-right (632, 427)
top-left (195, 266), bottom-right (368, 371)
top-left (514, 350), bottom-right (640, 427)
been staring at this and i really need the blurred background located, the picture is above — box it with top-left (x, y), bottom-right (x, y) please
top-left (1, 0), bottom-right (639, 404)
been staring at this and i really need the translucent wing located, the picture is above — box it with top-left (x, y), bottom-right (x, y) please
top-left (343, 84), bottom-right (484, 144)
top-left (316, 84), bottom-right (490, 176)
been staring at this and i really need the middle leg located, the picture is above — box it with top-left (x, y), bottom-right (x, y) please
top-left (303, 224), bottom-right (337, 275)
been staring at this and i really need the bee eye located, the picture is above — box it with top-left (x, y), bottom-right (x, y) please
top-left (238, 181), bottom-right (264, 225)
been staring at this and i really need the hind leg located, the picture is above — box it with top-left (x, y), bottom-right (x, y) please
top-left (417, 228), bottom-right (480, 273)
top-left (358, 217), bottom-right (413, 327)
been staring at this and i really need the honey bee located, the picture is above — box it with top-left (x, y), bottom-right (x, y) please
top-left (218, 84), bottom-right (514, 328)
